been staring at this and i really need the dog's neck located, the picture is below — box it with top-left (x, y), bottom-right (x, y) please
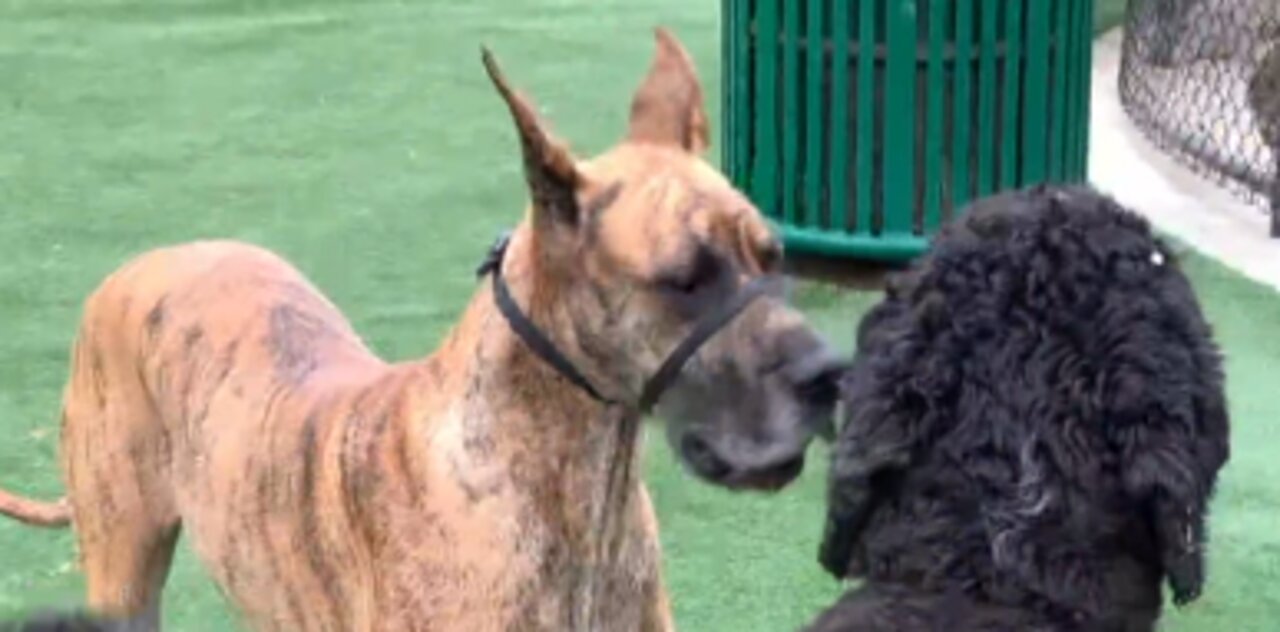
top-left (431, 254), bottom-right (653, 627)
top-left (446, 237), bottom-right (637, 454)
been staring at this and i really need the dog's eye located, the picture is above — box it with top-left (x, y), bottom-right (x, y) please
top-left (659, 275), bottom-right (700, 295)
top-left (658, 267), bottom-right (710, 296)
top-left (657, 246), bottom-right (720, 296)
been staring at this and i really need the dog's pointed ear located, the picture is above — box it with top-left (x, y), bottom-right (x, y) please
top-left (482, 47), bottom-right (586, 233)
top-left (627, 27), bottom-right (709, 154)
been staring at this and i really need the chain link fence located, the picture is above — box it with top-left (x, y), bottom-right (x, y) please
top-left (1119, 0), bottom-right (1280, 235)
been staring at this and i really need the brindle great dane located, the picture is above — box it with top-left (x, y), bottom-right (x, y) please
top-left (0, 29), bottom-right (844, 631)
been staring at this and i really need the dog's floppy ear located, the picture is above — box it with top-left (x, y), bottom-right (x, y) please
top-left (1120, 425), bottom-right (1215, 606)
top-left (482, 48), bottom-right (586, 235)
top-left (1112, 347), bottom-right (1229, 607)
top-left (1121, 404), bottom-right (1227, 606)
top-left (818, 299), bottom-right (932, 579)
top-left (627, 27), bottom-right (710, 154)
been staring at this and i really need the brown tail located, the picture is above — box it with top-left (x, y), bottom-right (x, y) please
top-left (0, 487), bottom-right (70, 528)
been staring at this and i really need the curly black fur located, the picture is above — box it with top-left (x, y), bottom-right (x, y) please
top-left (0, 611), bottom-right (139, 632)
top-left (810, 184), bottom-right (1230, 631)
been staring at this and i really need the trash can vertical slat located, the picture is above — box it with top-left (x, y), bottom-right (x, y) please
top-left (1075, 0), bottom-right (1093, 171)
top-left (731, 0), bottom-right (754, 185)
top-left (804, 0), bottom-right (826, 228)
top-left (722, 0), bottom-right (734, 178)
top-left (1063, 0), bottom-right (1083, 178)
top-left (748, 0), bottom-right (760, 184)
top-left (829, 0), bottom-right (851, 233)
top-left (1023, 0), bottom-right (1051, 183)
top-left (885, 1), bottom-right (917, 236)
top-left (782, 0), bottom-right (801, 224)
top-left (855, 0), bottom-right (877, 235)
top-left (1051, 0), bottom-right (1071, 181)
top-left (924, 0), bottom-right (949, 233)
top-left (977, 0), bottom-right (999, 197)
top-left (752, 0), bottom-right (780, 217)
top-left (737, 0), bottom-right (752, 185)
top-left (1001, 0), bottom-right (1024, 189)
top-left (953, 0), bottom-right (975, 209)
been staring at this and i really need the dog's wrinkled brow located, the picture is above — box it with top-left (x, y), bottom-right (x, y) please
top-left (654, 241), bottom-right (719, 286)
top-left (584, 182), bottom-right (624, 217)
top-left (584, 183), bottom-right (624, 243)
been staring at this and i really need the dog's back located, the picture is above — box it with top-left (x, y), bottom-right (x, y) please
top-left (817, 184), bottom-right (1230, 630)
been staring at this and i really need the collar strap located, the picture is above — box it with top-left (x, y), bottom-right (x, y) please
top-left (476, 231), bottom-right (775, 415)
top-left (636, 276), bottom-right (773, 413)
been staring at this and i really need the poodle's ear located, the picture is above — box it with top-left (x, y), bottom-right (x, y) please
top-left (819, 399), bottom-right (917, 579)
top-left (819, 399), bottom-right (915, 578)
top-left (1114, 363), bottom-right (1228, 606)
top-left (1102, 236), bottom-right (1229, 607)
top-left (1120, 428), bottom-right (1214, 606)
top-left (819, 300), bottom-right (936, 579)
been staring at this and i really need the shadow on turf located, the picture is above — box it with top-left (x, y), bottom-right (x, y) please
top-left (784, 253), bottom-right (900, 291)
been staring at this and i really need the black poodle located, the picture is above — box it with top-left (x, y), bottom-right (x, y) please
top-left (0, 611), bottom-right (137, 632)
top-left (808, 184), bottom-right (1230, 631)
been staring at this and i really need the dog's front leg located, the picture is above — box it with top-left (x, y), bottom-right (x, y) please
top-left (640, 580), bottom-right (675, 632)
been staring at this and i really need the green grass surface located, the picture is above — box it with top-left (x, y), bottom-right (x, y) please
top-left (1095, 0), bottom-right (1130, 35)
top-left (1, 1), bottom-right (1276, 630)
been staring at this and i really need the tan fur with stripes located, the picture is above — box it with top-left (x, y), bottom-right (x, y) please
top-left (0, 29), bottom-right (835, 632)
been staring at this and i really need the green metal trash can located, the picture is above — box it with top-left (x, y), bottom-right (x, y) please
top-left (722, 0), bottom-right (1095, 262)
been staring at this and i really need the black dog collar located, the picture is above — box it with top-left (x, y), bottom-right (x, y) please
top-left (476, 231), bottom-right (775, 415)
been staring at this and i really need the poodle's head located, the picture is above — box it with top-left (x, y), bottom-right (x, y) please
top-left (824, 184), bottom-right (1230, 615)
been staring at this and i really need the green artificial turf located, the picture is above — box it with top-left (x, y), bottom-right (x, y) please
top-left (1, 1), bottom-right (1276, 631)
top-left (1095, 0), bottom-right (1130, 35)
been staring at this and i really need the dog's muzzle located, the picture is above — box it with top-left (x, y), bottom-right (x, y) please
top-left (476, 230), bottom-right (778, 415)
